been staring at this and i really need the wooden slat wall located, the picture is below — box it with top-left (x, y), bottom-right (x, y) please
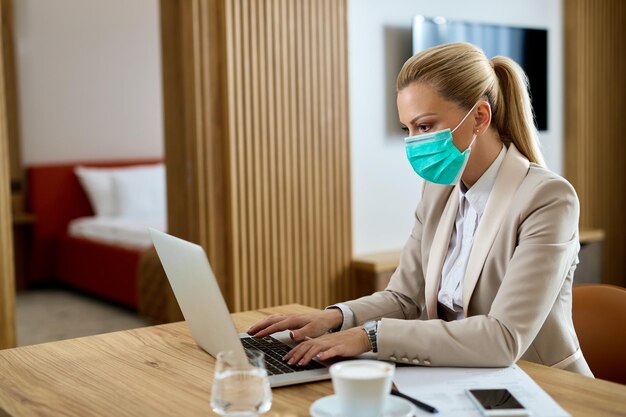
top-left (161, 0), bottom-right (351, 312)
top-left (160, 0), bottom-right (232, 300)
top-left (563, 0), bottom-right (626, 285)
top-left (0, 0), bottom-right (20, 212)
top-left (225, 0), bottom-right (351, 310)
top-left (564, 0), bottom-right (626, 286)
top-left (0, 0), bottom-right (15, 349)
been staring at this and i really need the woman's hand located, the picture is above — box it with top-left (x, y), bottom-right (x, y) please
top-left (282, 327), bottom-right (372, 366)
top-left (247, 309), bottom-right (343, 342)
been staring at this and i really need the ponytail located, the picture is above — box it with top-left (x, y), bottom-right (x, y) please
top-left (397, 43), bottom-right (546, 166)
top-left (490, 56), bottom-right (545, 166)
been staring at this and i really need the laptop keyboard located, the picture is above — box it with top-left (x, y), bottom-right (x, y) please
top-left (241, 336), bottom-right (325, 376)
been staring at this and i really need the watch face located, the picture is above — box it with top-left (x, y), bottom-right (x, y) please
top-left (363, 320), bottom-right (377, 331)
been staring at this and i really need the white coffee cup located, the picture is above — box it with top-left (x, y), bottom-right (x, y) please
top-left (329, 359), bottom-right (395, 417)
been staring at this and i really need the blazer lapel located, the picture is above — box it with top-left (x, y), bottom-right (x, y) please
top-left (462, 143), bottom-right (530, 315)
top-left (424, 185), bottom-right (459, 319)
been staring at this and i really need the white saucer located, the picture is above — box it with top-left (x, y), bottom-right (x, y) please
top-left (309, 395), bottom-right (416, 417)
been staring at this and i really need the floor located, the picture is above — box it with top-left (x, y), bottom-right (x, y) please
top-left (16, 288), bottom-right (150, 347)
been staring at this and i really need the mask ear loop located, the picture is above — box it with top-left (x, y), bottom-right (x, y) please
top-left (451, 100), bottom-right (482, 151)
top-left (451, 100), bottom-right (481, 134)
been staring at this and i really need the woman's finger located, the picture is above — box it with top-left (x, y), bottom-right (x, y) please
top-left (253, 316), bottom-right (302, 338)
top-left (317, 346), bottom-right (342, 361)
top-left (284, 341), bottom-right (310, 364)
top-left (247, 314), bottom-right (286, 335)
top-left (285, 341), bottom-right (314, 365)
top-left (298, 341), bottom-right (330, 366)
top-left (290, 323), bottom-right (322, 341)
top-left (293, 337), bottom-right (336, 366)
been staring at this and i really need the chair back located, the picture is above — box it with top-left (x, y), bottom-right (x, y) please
top-left (572, 284), bottom-right (626, 384)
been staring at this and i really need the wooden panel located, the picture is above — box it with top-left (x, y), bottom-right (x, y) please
top-left (160, 0), bottom-right (232, 304)
top-left (225, 0), bottom-right (351, 310)
top-left (564, 0), bottom-right (626, 286)
top-left (162, 0), bottom-right (351, 312)
top-left (0, 0), bottom-right (20, 209)
top-left (0, 0), bottom-right (15, 349)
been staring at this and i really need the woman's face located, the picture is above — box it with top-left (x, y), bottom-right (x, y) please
top-left (397, 82), bottom-right (477, 152)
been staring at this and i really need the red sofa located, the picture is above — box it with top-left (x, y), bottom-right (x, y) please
top-left (27, 158), bottom-right (162, 308)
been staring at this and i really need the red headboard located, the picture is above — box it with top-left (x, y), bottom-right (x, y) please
top-left (27, 158), bottom-right (162, 284)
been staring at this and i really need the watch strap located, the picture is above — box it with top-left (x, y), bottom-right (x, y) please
top-left (362, 320), bottom-right (379, 353)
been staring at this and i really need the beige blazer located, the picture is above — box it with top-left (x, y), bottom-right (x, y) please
top-left (345, 143), bottom-right (593, 376)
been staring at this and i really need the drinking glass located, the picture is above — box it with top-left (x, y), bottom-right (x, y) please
top-left (210, 350), bottom-right (272, 417)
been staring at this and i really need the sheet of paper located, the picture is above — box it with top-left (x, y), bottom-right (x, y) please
top-left (394, 364), bottom-right (570, 417)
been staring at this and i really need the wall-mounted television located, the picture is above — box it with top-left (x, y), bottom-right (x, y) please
top-left (412, 16), bottom-right (548, 131)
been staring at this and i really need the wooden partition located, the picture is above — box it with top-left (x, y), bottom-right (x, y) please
top-left (1, 0), bottom-right (19, 209)
top-left (161, 0), bottom-right (351, 311)
top-left (160, 0), bottom-right (233, 306)
top-left (0, 0), bottom-right (15, 349)
top-left (564, 0), bottom-right (626, 286)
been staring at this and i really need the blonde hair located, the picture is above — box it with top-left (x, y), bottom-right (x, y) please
top-left (397, 42), bottom-right (545, 166)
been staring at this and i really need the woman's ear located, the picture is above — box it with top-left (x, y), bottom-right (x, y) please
top-left (474, 101), bottom-right (492, 135)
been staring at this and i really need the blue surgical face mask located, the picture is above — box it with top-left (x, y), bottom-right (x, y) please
top-left (404, 102), bottom-right (479, 185)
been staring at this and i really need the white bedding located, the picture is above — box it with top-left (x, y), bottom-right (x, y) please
top-left (75, 164), bottom-right (166, 218)
top-left (68, 216), bottom-right (166, 250)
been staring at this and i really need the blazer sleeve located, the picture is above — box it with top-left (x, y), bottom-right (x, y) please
top-left (342, 195), bottom-right (427, 325)
top-left (376, 177), bottom-right (580, 367)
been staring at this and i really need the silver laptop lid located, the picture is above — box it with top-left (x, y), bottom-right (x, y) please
top-left (149, 229), bottom-right (247, 363)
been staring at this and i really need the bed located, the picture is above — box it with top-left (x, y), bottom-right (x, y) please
top-left (27, 159), bottom-right (164, 308)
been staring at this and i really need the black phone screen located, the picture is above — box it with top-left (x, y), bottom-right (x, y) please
top-left (469, 389), bottom-right (525, 410)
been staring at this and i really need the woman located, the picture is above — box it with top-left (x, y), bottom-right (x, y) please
top-left (248, 42), bottom-right (593, 376)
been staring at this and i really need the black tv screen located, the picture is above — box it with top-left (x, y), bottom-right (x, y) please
top-left (412, 16), bottom-right (548, 131)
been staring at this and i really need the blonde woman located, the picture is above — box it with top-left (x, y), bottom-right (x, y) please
top-left (248, 42), bottom-right (593, 376)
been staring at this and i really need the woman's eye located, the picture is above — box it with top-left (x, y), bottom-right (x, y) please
top-left (401, 126), bottom-right (409, 134)
top-left (418, 124), bottom-right (432, 133)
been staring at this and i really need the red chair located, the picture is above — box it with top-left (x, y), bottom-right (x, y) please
top-left (572, 284), bottom-right (626, 384)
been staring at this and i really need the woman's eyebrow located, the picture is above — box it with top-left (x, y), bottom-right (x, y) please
top-left (409, 112), bottom-right (437, 125)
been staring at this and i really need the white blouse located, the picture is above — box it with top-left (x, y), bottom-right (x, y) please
top-left (332, 145), bottom-right (506, 330)
top-left (438, 145), bottom-right (506, 319)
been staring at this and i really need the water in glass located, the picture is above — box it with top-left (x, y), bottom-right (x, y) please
top-left (211, 350), bottom-right (272, 417)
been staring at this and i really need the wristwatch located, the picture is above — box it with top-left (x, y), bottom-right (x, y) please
top-left (362, 320), bottom-right (379, 353)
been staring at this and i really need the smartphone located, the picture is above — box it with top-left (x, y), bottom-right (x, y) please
top-left (466, 389), bottom-right (531, 417)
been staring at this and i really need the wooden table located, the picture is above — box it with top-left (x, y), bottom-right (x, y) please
top-left (1, 304), bottom-right (625, 416)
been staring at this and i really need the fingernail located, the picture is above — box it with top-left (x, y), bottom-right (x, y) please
top-left (298, 361), bottom-right (303, 366)
top-left (289, 331), bottom-right (294, 340)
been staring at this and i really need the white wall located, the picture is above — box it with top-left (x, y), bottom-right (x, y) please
top-left (349, 0), bottom-right (563, 255)
top-left (14, 0), bottom-right (163, 165)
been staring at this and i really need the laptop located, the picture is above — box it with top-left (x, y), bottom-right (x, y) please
top-left (149, 229), bottom-right (331, 387)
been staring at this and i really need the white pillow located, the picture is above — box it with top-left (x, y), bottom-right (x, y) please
top-left (111, 164), bottom-right (166, 219)
top-left (74, 166), bottom-right (118, 216)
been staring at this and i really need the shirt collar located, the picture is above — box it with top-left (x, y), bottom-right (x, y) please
top-left (459, 145), bottom-right (506, 216)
